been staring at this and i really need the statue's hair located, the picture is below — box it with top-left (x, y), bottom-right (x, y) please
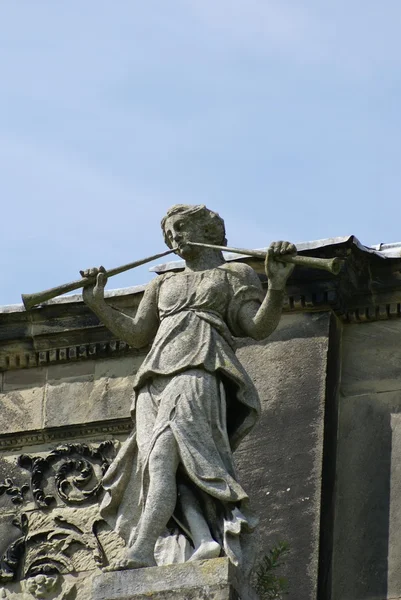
top-left (161, 204), bottom-right (227, 248)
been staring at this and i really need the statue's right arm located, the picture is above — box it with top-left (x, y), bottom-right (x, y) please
top-left (81, 267), bottom-right (159, 349)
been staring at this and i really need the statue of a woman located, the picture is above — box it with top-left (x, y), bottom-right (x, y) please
top-left (81, 205), bottom-right (296, 572)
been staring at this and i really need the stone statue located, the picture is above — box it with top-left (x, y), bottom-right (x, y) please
top-left (81, 204), bottom-right (296, 572)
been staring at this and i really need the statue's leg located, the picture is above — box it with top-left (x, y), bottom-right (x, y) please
top-left (178, 482), bottom-right (221, 561)
top-left (124, 428), bottom-right (180, 568)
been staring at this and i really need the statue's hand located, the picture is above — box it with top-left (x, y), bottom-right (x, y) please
top-left (265, 241), bottom-right (297, 290)
top-left (80, 266), bottom-right (108, 306)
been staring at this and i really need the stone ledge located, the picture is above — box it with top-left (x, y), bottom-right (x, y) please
top-left (92, 558), bottom-right (258, 600)
top-left (0, 417), bottom-right (132, 449)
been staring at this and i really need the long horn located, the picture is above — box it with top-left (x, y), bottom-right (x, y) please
top-left (187, 242), bottom-right (343, 275)
top-left (21, 247), bottom-right (177, 310)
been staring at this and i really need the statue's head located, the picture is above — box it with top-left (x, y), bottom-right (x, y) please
top-left (161, 205), bottom-right (226, 258)
top-left (24, 572), bottom-right (59, 598)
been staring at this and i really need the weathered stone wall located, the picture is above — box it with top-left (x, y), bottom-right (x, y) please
top-left (3, 236), bottom-right (401, 598)
top-left (333, 319), bottom-right (401, 600)
top-left (0, 305), bottom-right (337, 599)
top-left (0, 354), bottom-right (143, 437)
top-left (4, 235), bottom-right (401, 599)
top-left (236, 312), bottom-right (337, 600)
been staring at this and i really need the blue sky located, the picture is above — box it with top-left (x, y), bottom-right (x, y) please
top-left (1, 1), bottom-right (401, 305)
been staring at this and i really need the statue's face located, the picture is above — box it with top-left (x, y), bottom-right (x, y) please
top-left (25, 573), bottom-right (58, 598)
top-left (163, 214), bottom-right (208, 259)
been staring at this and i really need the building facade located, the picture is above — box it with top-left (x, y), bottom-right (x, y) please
top-left (0, 236), bottom-right (400, 599)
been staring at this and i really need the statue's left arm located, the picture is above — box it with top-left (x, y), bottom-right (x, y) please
top-left (237, 241), bottom-right (296, 341)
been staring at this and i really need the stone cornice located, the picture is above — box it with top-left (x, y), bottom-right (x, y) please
top-left (0, 235), bottom-right (400, 372)
top-left (0, 339), bottom-right (137, 371)
top-left (0, 417), bottom-right (132, 450)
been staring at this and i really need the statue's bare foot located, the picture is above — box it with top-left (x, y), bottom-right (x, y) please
top-left (188, 540), bottom-right (221, 562)
top-left (103, 553), bottom-right (156, 572)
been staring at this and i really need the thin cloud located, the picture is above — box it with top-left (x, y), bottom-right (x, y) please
top-left (0, 1), bottom-right (400, 305)
top-left (186, 0), bottom-right (401, 76)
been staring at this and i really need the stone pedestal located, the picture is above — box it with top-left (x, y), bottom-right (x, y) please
top-left (92, 558), bottom-right (258, 600)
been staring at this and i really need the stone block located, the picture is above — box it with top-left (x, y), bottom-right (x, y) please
top-left (44, 356), bottom-right (143, 428)
top-left (0, 386), bottom-right (44, 434)
top-left (94, 355), bottom-right (144, 379)
top-left (47, 359), bottom-right (96, 382)
top-left (341, 319), bottom-right (401, 396)
top-left (89, 375), bottom-right (136, 419)
top-left (44, 377), bottom-right (135, 428)
top-left (3, 368), bottom-right (46, 391)
top-left (92, 558), bottom-right (257, 600)
top-left (332, 320), bottom-right (401, 599)
top-left (235, 312), bottom-right (334, 600)
top-left (44, 380), bottom-right (96, 428)
top-left (388, 412), bottom-right (401, 599)
top-left (332, 390), bottom-right (401, 600)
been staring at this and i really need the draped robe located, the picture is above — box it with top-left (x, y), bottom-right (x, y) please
top-left (100, 262), bottom-right (264, 570)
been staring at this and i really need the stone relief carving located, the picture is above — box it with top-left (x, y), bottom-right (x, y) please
top-left (0, 515), bottom-right (27, 584)
top-left (0, 442), bottom-right (120, 590)
top-left (22, 509), bottom-right (104, 575)
top-left (80, 204), bottom-right (297, 573)
top-left (18, 442), bottom-right (116, 508)
top-left (22, 572), bottom-right (76, 600)
top-left (0, 481), bottom-right (29, 506)
top-left (1, 573), bottom-right (77, 600)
